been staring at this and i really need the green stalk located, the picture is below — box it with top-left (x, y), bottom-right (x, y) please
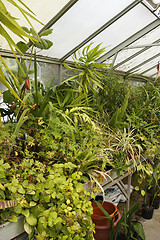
top-left (34, 50), bottom-right (38, 106)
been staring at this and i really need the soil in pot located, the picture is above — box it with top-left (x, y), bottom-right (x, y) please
top-left (142, 205), bottom-right (154, 219)
top-left (91, 201), bottom-right (117, 226)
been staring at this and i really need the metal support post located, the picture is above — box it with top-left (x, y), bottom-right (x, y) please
top-left (126, 173), bottom-right (132, 212)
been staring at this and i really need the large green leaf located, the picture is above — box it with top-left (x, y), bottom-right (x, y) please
top-left (26, 214), bottom-right (37, 226)
top-left (24, 222), bottom-right (33, 234)
top-left (134, 222), bottom-right (145, 240)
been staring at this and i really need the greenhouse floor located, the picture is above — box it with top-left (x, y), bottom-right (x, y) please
top-left (140, 207), bottom-right (160, 240)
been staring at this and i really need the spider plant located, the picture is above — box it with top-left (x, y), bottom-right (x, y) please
top-left (104, 128), bottom-right (143, 174)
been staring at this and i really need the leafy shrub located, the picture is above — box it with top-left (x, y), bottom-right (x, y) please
top-left (1, 160), bottom-right (94, 239)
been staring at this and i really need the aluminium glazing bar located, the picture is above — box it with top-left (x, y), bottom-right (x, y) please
top-left (97, 19), bottom-right (160, 62)
top-left (141, 1), bottom-right (160, 19)
top-left (124, 43), bottom-right (160, 49)
top-left (0, 49), bottom-right (65, 65)
top-left (128, 52), bottom-right (160, 72)
top-left (113, 38), bottom-right (160, 69)
top-left (38, 0), bottom-right (79, 35)
top-left (60, 0), bottom-right (142, 62)
top-left (140, 63), bottom-right (158, 75)
top-left (150, 72), bottom-right (156, 77)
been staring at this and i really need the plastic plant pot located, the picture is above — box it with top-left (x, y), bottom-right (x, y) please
top-left (93, 211), bottom-right (121, 240)
top-left (142, 205), bottom-right (154, 219)
top-left (151, 197), bottom-right (159, 209)
top-left (91, 201), bottom-right (117, 226)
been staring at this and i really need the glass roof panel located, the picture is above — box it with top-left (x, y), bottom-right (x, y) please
top-left (66, 3), bottom-right (156, 62)
top-left (40, 0), bottom-right (135, 58)
top-left (113, 25), bottom-right (160, 66)
top-left (138, 56), bottom-right (160, 74)
top-left (0, 0), bottom-right (70, 50)
top-left (116, 46), bottom-right (160, 72)
top-left (5, 0), bottom-right (70, 31)
top-left (143, 68), bottom-right (157, 77)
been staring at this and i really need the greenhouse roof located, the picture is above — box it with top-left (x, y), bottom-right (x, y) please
top-left (1, 0), bottom-right (160, 78)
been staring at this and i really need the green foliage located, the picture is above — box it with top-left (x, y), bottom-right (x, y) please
top-left (1, 160), bottom-right (94, 239)
top-left (0, 0), bottom-right (41, 100)
top-left (64, 42), bottom-right (108, 93)
top-left (120, 202), bottom-right (145, 240)
top-left (110, 88), bottom-right (130, 128)
top-left (103, 128), bottom-right (143, 175)
top-left (135, 161), bottom-right (160, 207)
top-left (94, 201), bottom-right (145, 240)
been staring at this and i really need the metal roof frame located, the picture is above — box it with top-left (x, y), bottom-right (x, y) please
top-left (112, 38), bottom-right (160, 69)
top-left (38, 0), bottom-right (78, 35)
top-left (1, 0), bottom-right (160, 78)
top-left (29, 0), bottom-right (160, 78)
top-left (60, 0), bottom-right (142, 62)
top-left (97, 19), bottom-right (160, 62)
top-left (128, 52), bottom-right (160, 73)
top-left (140, 63), bottom-right (158, 75)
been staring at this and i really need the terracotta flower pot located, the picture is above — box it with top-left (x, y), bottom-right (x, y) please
top-left (93, 212), bottom-right (121, 240)
top-left (91, 201), bottom-right (118, 226)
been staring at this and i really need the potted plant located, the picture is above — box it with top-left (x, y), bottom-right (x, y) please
top-left (119, 202), bottom-right (145, 240)
top-left (103, 128), bottom-right (143, 176)
top-left (93, 200), bottom-right (121, 240)
top-left (94, 201), bottom-right (145, 240)
top-left (135, 162), bottom-right (159, 219)
top-left (91, 201), bottom-right (118, 226)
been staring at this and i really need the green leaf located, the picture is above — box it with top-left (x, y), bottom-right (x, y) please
top-left (14, 108), bottom-right (30, 136)
top-left (40, 29), bottom-right (53, 36)
top-left (8, 215), bottom-right (17, 222)
top-left (3, 90), bottom-right (15, 104)
top-left (17, 41), bottom-right (29, 53)
top-left (26, 214), bottom-right (37, 226)
top-left (141, 190), bottom-right (145, 196)
top-left (22, 209), bottom-right (30, 217)
top-left (0, 63), bottom-right (22, 102)
top-left (24, 222), bottom-right (33, 234)
top-left (18, 187), bottom-right (25, 194)
top-left (29, 201), bottom-right (37, 207)
top-left (135, 186), bottom-right (139, 191)
top-left (134, 222), bottom-right (145, 240)
top-left (21, 26), bottom-right (30, 33)
top-left (76, 183), bottom-right (83, 193)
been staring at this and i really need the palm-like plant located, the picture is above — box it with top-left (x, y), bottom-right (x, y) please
top-left (63, 43), bottom-right (109, 94)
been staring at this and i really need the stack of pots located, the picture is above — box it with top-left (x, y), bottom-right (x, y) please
top-left (91, 201), bottom-right (121, 240)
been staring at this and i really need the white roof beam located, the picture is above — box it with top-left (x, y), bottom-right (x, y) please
top-left (124, 43), bottom-right (160, 49)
